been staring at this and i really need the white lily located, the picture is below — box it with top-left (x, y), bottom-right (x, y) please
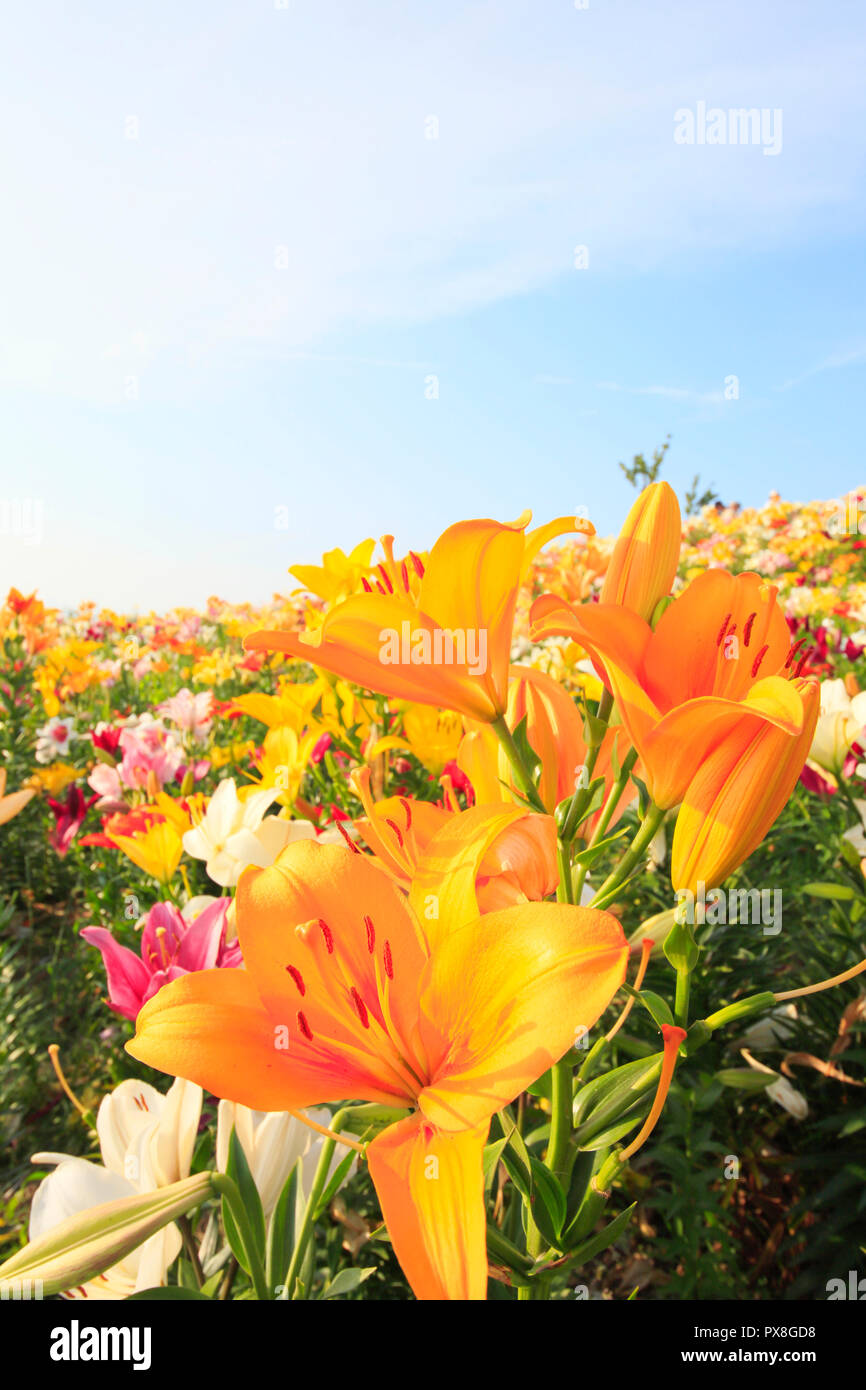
top-left (29, 1077), bottom-right (202, 1298)
top-left (216, 1103), bottom-right (354, 1219)
top-left (809, 679), bottom-right (866, 775)
top-left (182, 778), bottom-right (283, 887)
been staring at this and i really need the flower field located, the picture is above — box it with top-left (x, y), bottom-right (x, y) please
top-left (2, 485), bottom-right (866, 1303)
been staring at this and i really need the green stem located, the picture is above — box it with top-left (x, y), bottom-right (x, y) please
top-left (674, 966), bottom-right (691, 1029)
top-left (283, 1107), bottom-right (351, 1298)
top-left (491, 716), bottom-right (546, 812)
top-left (560, 689), bottom-right (614, 842)
top-left (589, 803), bottom-right (666, 911)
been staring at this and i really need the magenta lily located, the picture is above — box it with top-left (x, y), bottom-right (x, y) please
top-left (81, 899), bottom-right (240, 1021)
top-left (47, 786), bottom-right (99, 857)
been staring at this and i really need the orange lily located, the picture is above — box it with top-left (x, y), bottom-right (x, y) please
top-left (532, 570), bottom-right (819, 890)
top-left (350, 766), bottom-right (557, 922)
top-left (128, 840), bottom-right (627, 1300)
top-left (245, 516), bottom-right (592, 723)
top-left (0, 768), bottom-right (36, 826)
top-left (600, 481), bottom-right (681, 620)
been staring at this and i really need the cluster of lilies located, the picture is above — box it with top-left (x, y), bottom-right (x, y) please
top-left (6, 481), bottom-right (865, 1302)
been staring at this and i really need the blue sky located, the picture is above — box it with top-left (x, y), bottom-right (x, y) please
top-left (2, 0), bottom-right (865, 610)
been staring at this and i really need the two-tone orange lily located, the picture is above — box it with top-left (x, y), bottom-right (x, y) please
top-left (245, 516), bottom-right (593, 723)
top-left (532, 570), bottom-right (819, 890)
top-left (128, 840), bottom-right (627, 1300)
top-left (599, 480), bottom-right (681, 620)
top-left (349, 766), bottom-right (557, 923)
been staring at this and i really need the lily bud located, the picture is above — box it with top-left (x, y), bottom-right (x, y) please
top-left (600, 481), bottom-right (681, 621)
top-left (0, 1171), bottom-right (214, 1299)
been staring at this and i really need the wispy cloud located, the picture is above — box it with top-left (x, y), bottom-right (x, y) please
top-left (778, 345), bottom-right (866, 391)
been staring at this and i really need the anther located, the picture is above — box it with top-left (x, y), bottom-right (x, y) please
top-left (383, 941), bottom-right (394, 980)
top-left (361, 577), bottom-right (373, 593)
top-left (297, 1011), bottom-right (313, 1040)
top-left (364, 914), bottom-right (376, 953)
top-left (743, 612), bottom-right (756, 647)
top-left (751, 644), bottom-right (769, 678)
top-left (350, 987), bottom-right (370, 1028)
top-left (285, 964), bottom-right (305, 996)
top-left (716, 612), bottom-right (731, 646)
top-left (318, 919), bottom-right (334, 953)
top-left (409, 551), bottom-right (425, 578)
top-left (398, 797), bottom-right (412, 830)
top-left (384, 817), bottom-right (404, 849)
top-left (400, 560), bottom-right (409, 592)
top-left (377, 564), bottom-right (394, 594)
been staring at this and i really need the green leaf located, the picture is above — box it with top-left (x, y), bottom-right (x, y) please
top-left (222, 1129), bottom-right (266, 1277)
top-left (564, 1200), bottom-right (636, 1260)
top-left (483, 1136), bottom-right (509, 1191)
top-left (527, 1158), bottom-right (567, 1249)
top-left (573, 1053), bottom-right (662, 1136)
top-left (321, 1266), bottom-right (376, 1299)
top-left (314, 1149), bottom-right (357, 1220)
top-left (266, 1161), bottom-right (300, 1294)
top-left (572, 826), bottom-right (629, 869)
top-left (620, 983), bottom-right (674, 1029)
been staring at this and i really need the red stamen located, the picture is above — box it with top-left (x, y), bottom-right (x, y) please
top-left (350, 987), bottom-right (370, 1028)
top-left (285, 964), bottom-right (305, 996)
top-left (751, 644), bottom-right (769, 678)
top-left (375, 580), bottom-right (387, 595)
top-left (794, 652), bottom-right (811, 678)
top-left (384, 816), bottom-right (404, 849)
top-left (743, 612), bottom-right (756, 647)
top-left (319, 919), bottom-right (334, 953)
top-left (361, 576), bottom-right (373, 593)
top-left (364, 914), bottom-right (376, 953)
top-left (785, 636), bottom-right (807, 670)
top-left (335, 818), bottom-right (361, 853)
top-left (377, 563), bottom-right (394, 594)
top-left (297, 1010), bottom-right (313, 1041)
top-left (716, 612), bottom-right (731, 646)
top-left (400, 559), bottom-right (409, 592)
top-left (383, 941), bottom-right (394, 980)
top-left (409, 550), bottom-right (425, 578)
top-left (398, 796), bottom-right (412, 830)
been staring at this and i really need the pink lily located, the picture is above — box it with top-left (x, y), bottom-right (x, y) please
top-left (81, 899), bottom-right (240, 1021)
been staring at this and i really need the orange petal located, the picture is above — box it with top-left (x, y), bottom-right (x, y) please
top-left (367, 1114), bottom-right (488, 1300)
top-left (418, 518), bottom-right (529, 717)
top-left (416, 903), bottom-right (627, 1131)
top-left (407, 805), bottom-right (556, 949)
top-left (644, 570), bottom-right (790, 709)
top-left (671, 679), bottom-right (819, 891)
top-left (126, 967), bottom-right (353, 1110)
top-left (644, 677), bottom-right (806, 808)
top-left (237, 840), bottom-right (431, 1104)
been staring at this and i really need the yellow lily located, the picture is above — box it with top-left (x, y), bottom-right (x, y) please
top-left (246, 515), bottom-right (591, 723)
